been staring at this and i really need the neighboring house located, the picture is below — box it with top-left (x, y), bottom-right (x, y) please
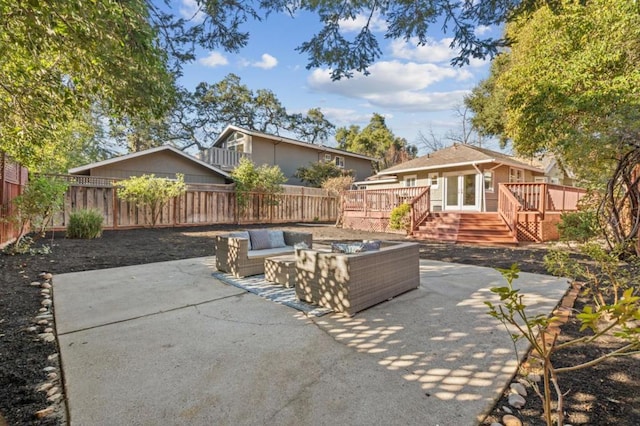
top-left (355, 143), bottom-right (553, 212)
top-left (201, 125), bottom-right (376, 186)
top-left (516, 154), bottom-right (577, 187)
top-left (68, 145), bottom-right (230, 184)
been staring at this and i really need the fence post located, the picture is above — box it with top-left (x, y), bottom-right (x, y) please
top-left (112, 186), bottom-right (118, 229)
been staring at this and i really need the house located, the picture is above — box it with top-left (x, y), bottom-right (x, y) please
top-left (201, 125), bottom-right (376, 186)
top-left (355, 143), bottom-right (552, 212)
top-left (68, 145), bottom-right (230, 184)
top-left (343, 143), bottom-right (587, 244)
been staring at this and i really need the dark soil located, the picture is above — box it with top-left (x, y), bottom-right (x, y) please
top-left (1, 224), bottom-right (638, 425)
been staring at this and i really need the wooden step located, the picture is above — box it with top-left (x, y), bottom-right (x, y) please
top-left (411, 212), bottom-right (518, 246)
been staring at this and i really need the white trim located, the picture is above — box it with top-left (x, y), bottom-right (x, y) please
top-left (378, 159), bottom-right (543, 176)
top-left (353, 178), bottom-right (398, 186)
top-left (68, 145), bottom-right (231, 178)
top-left (403, 174), bottom-right (417, 187)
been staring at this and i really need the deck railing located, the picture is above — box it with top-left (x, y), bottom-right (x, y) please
top-left (343, 186), bottom-right (429, 213)
top-left (409, 187), bottom-right (431, 232)
top-left (503, 183), bottom-right (587, 215)
top-left (498, 183), bottom-right (522, 235)
top-left (199, 147), bottom-right (250, 169)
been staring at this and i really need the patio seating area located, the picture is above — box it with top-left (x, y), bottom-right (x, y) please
top-left (216, 230), bottom-right (421, 316)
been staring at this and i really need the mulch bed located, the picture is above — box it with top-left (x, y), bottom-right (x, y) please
top-left (1, 224), bottom-right (638, 425)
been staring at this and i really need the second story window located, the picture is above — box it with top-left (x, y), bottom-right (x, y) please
top-left (324, 153), bottom-right (332, 162)
top-left (335, 156), bottom-right (345, 168)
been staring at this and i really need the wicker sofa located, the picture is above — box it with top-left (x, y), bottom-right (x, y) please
top-left (215, 230), bottom-right (312, 278)
top-left (295, 241), bottom-right (420, 316)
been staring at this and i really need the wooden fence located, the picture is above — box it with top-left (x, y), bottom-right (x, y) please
top-left (49, 179), bottom-right (338, 230)
top-left (0, 153), bottom-right (28, 246)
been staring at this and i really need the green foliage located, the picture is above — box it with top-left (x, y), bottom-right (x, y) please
top-left (488, 258), bottom-right (640, 426)
top-left (179, 75), bottom-right (336, 151)
top-left (557, 210), bottom-right (599, 246)
top-left (295, 161), bottom-right (348, 187)
top-left (66, 210), bottom-right (104, 239)
top-left (115, 174), bottom-right (186, 227)
top-left (335, 113), bottom-right (417, 172)
top-left (389, 203), bottom-right (411, 232)
top-left (322, 175), bottom-right (355, 195)
top-left (231, 158), bottom-right (286, 210)
top-left (0, 0), bottom-right (175, 170)
top-left (6, 176), bottom-right (68, 250)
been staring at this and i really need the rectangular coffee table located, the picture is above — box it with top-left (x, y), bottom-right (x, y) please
top-left (264, 255), bottom-right (297, 288)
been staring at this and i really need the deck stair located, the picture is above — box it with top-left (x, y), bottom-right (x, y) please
top-left (411, 212), bottom-right (518, 246)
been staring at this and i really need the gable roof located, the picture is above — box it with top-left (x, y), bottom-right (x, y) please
top-left (213, 125), bottom-right (378, 162)
top-left (377, 144), bottom-right (543, 176)
top-left (68, 145), bottom-right (231, 178)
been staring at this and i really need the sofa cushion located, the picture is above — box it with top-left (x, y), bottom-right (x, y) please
top-left (247, 246), bottom-right (294, 258)
top-left (249, 229), bottom-right (272, 250)
top-left (331, 242), bottom-right (364, 254)
top-left (362, 240), bottom-right (381, 251)
top-left (229, 231), bottom-right (252, 250)
top-left (268, 230), bottom-right (286, 248)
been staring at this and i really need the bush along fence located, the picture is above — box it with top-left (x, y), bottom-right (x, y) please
top-left (0, 153), bottom-right (28, 246)
top-left (46, 176), bottom-right (338, 230)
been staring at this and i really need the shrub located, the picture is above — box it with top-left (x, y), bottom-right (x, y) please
top-left (389, 203), bottom-right (411, 232)
top-left (115, 174), bottom-right (186, 226)
top-left (231, 158), bottom-right (286, 211)
top-left (557, 210), bottom-right (598, 245)
top-left (66, 209), bottom-right (103, 239)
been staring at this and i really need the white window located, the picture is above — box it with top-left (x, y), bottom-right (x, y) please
top-left (404, 175), bottom-right (417, 187)
top-left (550, 177), bottom-right (560, 184)
top-left (225, 131), bottom-right (248, 153)
top-left (534, 176), bottom-right (548, 183)
top-left (484, 171), bottom-right (494, 192)
top-left (509, 167), bottom-right (524, 183)
top-left (429, 172), bottom-right (439, 188)
top-left (324, 153), bottom-right (332, 162)
top-left (334, 156), bottom-right (345, 168)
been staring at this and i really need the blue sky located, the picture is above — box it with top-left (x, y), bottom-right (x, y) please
top-left (177, 1), bottom-right (503, 154)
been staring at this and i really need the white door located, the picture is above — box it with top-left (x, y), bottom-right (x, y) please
top-left (444, 172), bottom-right (481, 211)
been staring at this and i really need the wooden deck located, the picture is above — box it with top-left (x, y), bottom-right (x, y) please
top-left (342, 183), bottom-right (587, 245)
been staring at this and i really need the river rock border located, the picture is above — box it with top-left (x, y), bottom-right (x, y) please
top-left (487, 281), bottom-right (582, 426)
top-left (27, 272), bottom-right (67, 424)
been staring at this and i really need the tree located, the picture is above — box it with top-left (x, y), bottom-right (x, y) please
top-left (2, 0), bottom-right (558, 170)
top-left (5, 176), bottom-right (68, 252)
top-left (0, 1), bottom-right (176, 170)
top-left (469, 0), bottom-right (640, 252)
top-left (115, 174), bottom-right (187, 227)
top-left (335, 113), bottom-right (417, 171)
top-left (294, 161), bottom-right (349, 187)
top-left (171, 74), bottom-right (336, 150)
top-left (231, 157), bottom-right (287, 210)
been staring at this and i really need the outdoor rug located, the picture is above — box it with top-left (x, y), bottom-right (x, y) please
top-left (212, 272), bottom-right (332, 317)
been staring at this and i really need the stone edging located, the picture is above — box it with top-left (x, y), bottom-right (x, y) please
top-left (27, 272), bottom-right (67, 424)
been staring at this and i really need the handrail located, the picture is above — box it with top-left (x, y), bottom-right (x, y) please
top-left (409, 186), bottom-right (431, 233)
top-left (498, 183), bottom-right (522, 237)
top-left (343, 186), bottom-right (429, 212)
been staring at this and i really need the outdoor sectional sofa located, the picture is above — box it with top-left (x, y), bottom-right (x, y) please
top-left (215, 230), bottom-right (313, 278)
top-left (294, 241), bottom-right (420, 316)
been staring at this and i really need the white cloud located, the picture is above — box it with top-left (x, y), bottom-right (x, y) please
top-left (339, 12), bottom-right (387, 32)
top-left (199, 51), bottom-right (229, 68)
top-left (318, 107), bottom-right (373, 126)
top-left (390, 37), bottom-right (456, 63)
top-left (252, 53), bottom-right (278, 69)
top-left (390, 37), bottom-right (490, 68)
top-left (180, 0), bottom-right (205, 22)
top-left (474, 25), bottom-right (492, 36)
top-left (307, 61), bottom-right (474, 112)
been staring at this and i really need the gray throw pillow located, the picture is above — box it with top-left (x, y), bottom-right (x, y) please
top-left (361, 240), bottom-right (381, 251)
top-left (268, 230), bottom-right (286, 248)
top-left (249, 229), bottom-right (272, 250)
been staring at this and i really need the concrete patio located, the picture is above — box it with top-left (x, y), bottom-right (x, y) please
top-left (53, 257), bottom-right (569, 425)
